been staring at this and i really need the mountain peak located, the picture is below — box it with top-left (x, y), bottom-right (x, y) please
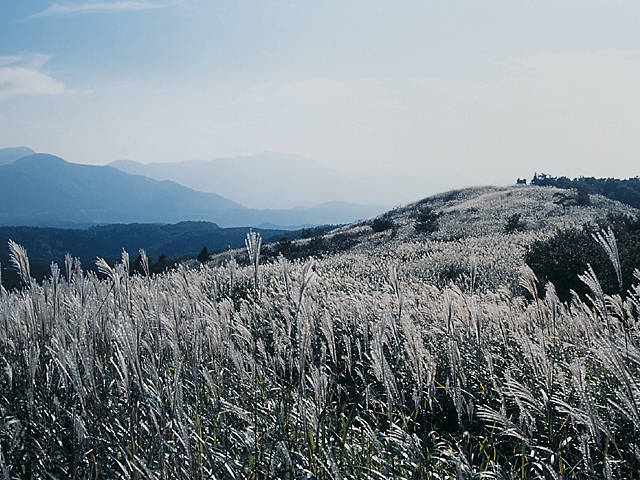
top-left (0, 146), bottom-right (36, 165)
top-left (14, 153), bottom-right (68, 166)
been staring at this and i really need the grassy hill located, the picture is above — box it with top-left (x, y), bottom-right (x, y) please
top-left (254, 185), bottom-right (638, 292)
top-left (1, 184), bottom-right (639, 478)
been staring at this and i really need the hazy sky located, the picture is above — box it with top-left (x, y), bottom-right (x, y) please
top-left (1, 1), bottom-right (639, 199)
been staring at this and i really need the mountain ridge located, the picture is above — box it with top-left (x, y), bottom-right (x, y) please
top-left (0, 151), bottom-right (385, 228)
top-left (109, 152), bottom-right (422, 209)
top-left (0, 153), bottom-right (244, 225)
top-left (0, 146), bottom-right (35, 165)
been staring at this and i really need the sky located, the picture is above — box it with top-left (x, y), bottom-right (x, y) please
top-left (1, 0), bottom-right (639, 201)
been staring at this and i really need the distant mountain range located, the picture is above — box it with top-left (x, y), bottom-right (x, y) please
top-left (0, 148), bottom-right (386, 228)
top-left (109, 152), bottom-right (423, 209)
top-left (0, 146), bottom-right (34, 165)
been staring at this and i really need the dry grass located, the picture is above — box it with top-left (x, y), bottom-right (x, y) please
top-left (1, 187), bottom-right (639, 478)
top-left (0, 230), bottom-right (638, 478)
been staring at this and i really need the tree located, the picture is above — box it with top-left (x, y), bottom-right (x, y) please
top-left (371, 217), bottom-right (394, 232)
top-left (504, 213), bottom-right (526, 233)
top-left (277, 236), bottom-right (292, 254)
top-left (197, 247), bottom-right (210, 264)
top-left (524, 215), bottom-right (640, 302)
top-left (413, 206), bottom-right (439, 234)
top-left (576, 186), bottom-right (591, 206)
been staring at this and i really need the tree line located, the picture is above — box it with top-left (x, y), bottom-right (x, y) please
top-left (531, 173), bottom-right (640, 210)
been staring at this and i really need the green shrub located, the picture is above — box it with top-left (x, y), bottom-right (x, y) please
top-left (413, 206), bottom-right (439, 234)
top-left (525, 214), bottom-right (640, 301)
top-left (504, 213), bottom-right (526, 233)
top-left (197, 246), bottom-right (210, 263)
top-left (371, 217), bottom-right (395, 232)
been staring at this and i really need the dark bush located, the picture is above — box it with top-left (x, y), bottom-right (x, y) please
top-left (371, 217), bottom-right (394, 232)
top-left (504, 213), bottom-right (526, 233)
top-left (197, 246), bottom-right (210, 263)
top-left (525, 215), bottom-right (640, 302)
top-left (277, 236), bottom-right (292, 254)
top-left (413, 206), bottom-right (439, 234)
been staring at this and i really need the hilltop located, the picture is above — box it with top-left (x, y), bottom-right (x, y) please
top-left (253, 185), bottom-right (639, 291)
top-left (0, 146), bottom-right (34, 165)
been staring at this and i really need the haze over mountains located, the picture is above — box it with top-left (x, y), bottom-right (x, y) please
top-left (0, 148), bottom-right (385, 228)
top-left (109, 152), bottom-right (424, 209)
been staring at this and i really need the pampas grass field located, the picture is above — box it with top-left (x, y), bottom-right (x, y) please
top-left (1, 186), bottom-right (639, 479)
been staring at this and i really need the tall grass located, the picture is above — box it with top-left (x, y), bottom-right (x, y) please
top-left (0, 236), bottom-right (639, 478)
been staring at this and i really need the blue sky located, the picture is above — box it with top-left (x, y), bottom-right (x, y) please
top-left (1, 1), bottom-right (639, 199)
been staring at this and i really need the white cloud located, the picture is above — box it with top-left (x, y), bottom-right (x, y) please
top-left (3, 49), bottom-right (639, 201)
top-left (217, 49), bottom-right (640, 184)
top-left (0, 55), bottom-right (64, 101)
top-left (0, 53), bottom-right (52, 69)
top-left (25, 1), bottom-right (166, 20)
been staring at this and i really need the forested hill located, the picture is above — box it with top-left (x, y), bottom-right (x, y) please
top-left (0, 222), bottom-right (317, 290)
top-left (531, 173), bottom-right (640, 209)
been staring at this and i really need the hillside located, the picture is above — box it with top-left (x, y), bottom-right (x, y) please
top-left (254, 185), bottom-right (639, 291)
top-left (2, 183), bottom-right (640, 478)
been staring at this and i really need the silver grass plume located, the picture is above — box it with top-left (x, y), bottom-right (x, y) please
top-left (295, 261), bottom-right (317, 319)
top-left (294, 261), bottom-right (318, 387)
top-left (597, 346), bottom-right (640, 433)
top-left (545, 281), bottom-right (559, 335)
top-left (278, 254), bottom-right (292, 300)
top-left (8, 240), bottom-right (31, 287)
top-left (593, 226), bottom-right (623, 292)
top-left (388, 264), bottom-right (404, 318)
top-left (121, 249), bottom-right (130, 276)
top-left (579, 264), bottom-right (608, 321)
top-left (96, 257), bottom-right (115, 282)
top-left (443, 287), bottom-right (458, 335)
top-left (519, 265), bottom-right (539, 301)
top-left (320, 312), bottom-right (336, 363)
top-left (401, 314), bottom-right (431, 410)
top-left (64, 253), bottom-right (73, 282)
top-left (245, 229), bottom-right (262, 295)
top-left (73, 257), bottom-right (82, 283)
top-left (469, 255), bottom-right (478, 292)
top-left (95, 257), bottom-right (121, 304)
top-left (139, 249), bottom-right (150, 277)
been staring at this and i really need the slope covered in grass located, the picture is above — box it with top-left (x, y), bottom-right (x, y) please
top-left (261, 185), bottom-right (638, 292)
top-left (1, 185), bottom-right (639, 478)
